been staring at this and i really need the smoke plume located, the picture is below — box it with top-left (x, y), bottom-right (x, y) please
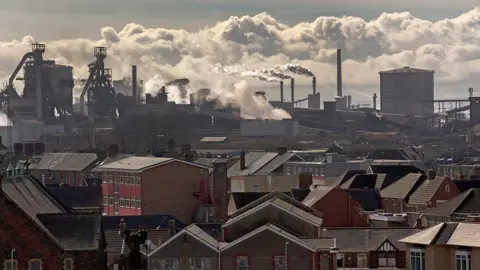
top-left (277, 64), bottom-right (315, 77)
top-left (0, 9), bottom-right (480, 101)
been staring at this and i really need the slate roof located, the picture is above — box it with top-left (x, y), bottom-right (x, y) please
top-left (102, 215), bottom-right (185, 230)
top-left (29, 153), bottom-right (101, 171)
top-left (106, 229), bottom-right (172, 261)
top-left (380, 173), bottom-right (426, 200)
top-left (231, 192), bottom-right (273, 210)
top-left (369, 164), bottom-right (425, 189)
top-left (47, 185), bottom-right (102, 210)
top-left (317, 228), bottom-right (418, 252)
top-left (453, 180), bottom-right (480, 193)
top-left (291, 188), bottom-right (312, 202)
top-left (227, 152), bottom-right (303, 177)
top-left (347, 189), bottom-right (383, 211)
top-left (38, 213), bottom-right (102, 250)
top-left (408, 177), bottom-right (451, 205)
top-left (330, 169), bottom-right (367, 187)
top-left (427, 188), bottom-right (480, 216)
top-left (340, 174), bottom-right (378, 189)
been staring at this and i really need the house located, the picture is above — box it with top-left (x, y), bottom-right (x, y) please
top-left (95, 156), bottom-right (224, 225)
top-left (400, 222), bottom-right (480, 270)
top-left (230, 173), bottom-right (313, 193)
top-left (227, 148), bottom-right (303, 177)
top-left (148, 191), bottom-right (337, 270)
top-left (427, 188), bottom-right (480, 218)
top-left (381, 173), bottom-right (460, 213)
top-left (28, 152), bottom-right (103, 186)
top-left (303, 187), bottom-right (370, 227)
top-left (47, 185), bottom-right (103, 213)
top-left (0, 161), bottom-right (106, 270)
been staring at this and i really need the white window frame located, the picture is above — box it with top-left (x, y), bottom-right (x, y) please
top-left (189, 258), bottom-right (210, 269)
top-left (28, 259), bottom-right (42, 270)
top-left (251, 185), bottom-right (259, 192)
top-left (336, 253), bottom-right (344, 267)
top-left (63, 258), bottom-right (74, 270)
top-left (274, 255), bottom-right (286, 270)
top-left (357, 253), bottom-right (367, 267)
top-left (410, 248), bottom-right (425, 270)
top-left (455, 250), bottom-right (472, 270)
top-left (4, 259), bottom-right (18, 270)
top-left (161, 258), bottom-right (179, 270)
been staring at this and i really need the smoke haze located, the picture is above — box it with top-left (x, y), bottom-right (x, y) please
top-left (0, 8), bottom-right (480, 102)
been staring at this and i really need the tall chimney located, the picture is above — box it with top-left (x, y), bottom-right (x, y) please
top-left (290, 78), bottom-right (295, 103)
top-left (373, 93), bottom-right (377, 111)
top-left (132, 65), bottom-right (138, 104)
top-left (337, 49), bottom-right (342, 97)
top-left (312, 77), bottom-right (317, 95)
top-left (240, 149), bottom-right (246, 170)
top-left (280, 81), bottom-right (284, 102)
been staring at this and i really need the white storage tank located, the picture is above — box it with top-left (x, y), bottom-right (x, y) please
top-left (240, 119), bottom-right (299, 137)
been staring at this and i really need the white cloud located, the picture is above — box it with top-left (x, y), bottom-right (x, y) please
top-left (1, 7), bottom-right (480, 102)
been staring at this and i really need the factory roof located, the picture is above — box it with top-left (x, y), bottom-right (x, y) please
top-left (379, 66), bottom-right (434, 74)
top-left (94, 156), bottom-right (210, 173)
top-left (29, 152), bottom-right (101, 172)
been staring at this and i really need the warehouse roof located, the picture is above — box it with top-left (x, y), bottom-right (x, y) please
top-left (29, 153), bottom-right (100, 172)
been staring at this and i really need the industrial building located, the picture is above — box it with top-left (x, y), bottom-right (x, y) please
top-left (379, 67), bottom-right (434, 116)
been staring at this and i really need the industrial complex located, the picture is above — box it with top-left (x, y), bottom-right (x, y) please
top-left (0, 44), bottom-right (477, 153)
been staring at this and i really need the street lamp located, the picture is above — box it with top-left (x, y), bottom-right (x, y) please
top-left (10, 249), bottom-right (15, 270)
top-left (284, 242), bottom-right (290, 270)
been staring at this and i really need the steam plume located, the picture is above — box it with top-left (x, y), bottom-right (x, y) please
top-left (276, 64), bottom-right (315, 77)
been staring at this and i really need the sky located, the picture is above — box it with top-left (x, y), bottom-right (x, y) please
top-left (0, 0), bottom-right (479, 111)
top-left (0, 0), bottom-right (477, 40)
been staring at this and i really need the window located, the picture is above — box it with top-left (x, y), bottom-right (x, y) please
top-left (4, 260), bottom-right (18, 270)
top-left (103, 196), bottom-right (108, 206)
top-left (336, 253), bottom-right (344, 267)
top-left (378, 252), bottom-right (396, 267)
top-left (161, 258), bottom-right (179, 270)
top-left (130, 199), bottom-right (135, 207)
top-left (28, 259), bottom-right (42, 270)
top-left (109, 196), bottom-right (114, 206)
top-left (190, 258), bottom-right (210, 269)
top-left (120, 198), bottom-right (124, 207)
top-left (251, 185), bottom-right (259, 192)
top-left (410, 248), bottom-right (425, 270)
top-left (125, 199), bottom-right (130, 208)
top-left (136, 200), bottom-right (141, 209)
top-left (63, 258), bottom-right (73, 270)
top-left (236, 256), bottom-right (249, 270)
top-left (445, 184), bottom-right (451, 192)
top-left (357, 253), bottom-right (367, 267)
top-left (136, 176), bottom-right (141, 184)
top-left (456, 250), bottom-right (471, 270)
top-left (109, 174), bottom-right (113, 183)
top-left (274, 255), bottom-right (286, 270)
top-left (103, 174), bottom-right (107, 183)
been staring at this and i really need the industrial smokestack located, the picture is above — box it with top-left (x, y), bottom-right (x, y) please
top-left (290, 78), bottom-right (295, 103)
top-left (280, 81), bottom-right (284, 103)
top-left (337, 49), bottom-right (342, 97)
top-left (373, 93), bottom-right (377, 111)
top-left (132, 65), bottom-right (137, 104)
top-left (312, 77), bottom-right (317, 95)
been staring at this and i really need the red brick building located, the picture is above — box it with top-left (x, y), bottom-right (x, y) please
top-left (303, 187), bottom-right (370, 227)
top-left (95, 156), bottom-right (212, 224)
top-left (0, 163), bottom-right (106, 270)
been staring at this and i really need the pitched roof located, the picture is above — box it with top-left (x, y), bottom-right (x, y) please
top-left (302, 186), bottom-right (334, 207)
top-left (317, 228), bottom-right (417, 252)
top-left (330, 169), bottom-right (367, 187)
top-left (399, 222), bottom-right (480, 247)
top-left (453, 180), bottom-right (480, 193)
top-left (400, 223), bottom-right (447, 245)
top-left (47, 185), bottom-right (102, 210)
top-left (29, 152), bottom-right (100, 171)
top-left (224, 198), bottom-right (323, 228)
top-left (231, 192), bottom-right (272, 210)
top-left (340, 174), bottom-right (378, 189)
top-left (369, 164), bottom-right (425, 187)
top-left (229, 191), bottom-right (322, 219)
top-left (291, 188), bottom-right (312, 202)
top-left (149, 224), bottom-right (219, 256)
top-left (227, 152), bottom-right (303, 177)
top-left (380, 173), bottom-right (426, 200)
top-left (221, 223), bottom-right (316, 252)
top-left (37, 213), bottom-right (102, 250)
top-left (347, 189), bottom-right (383, 211)
top-left (427, 189), bottom-right (480, 216)
top-left (94, 156), bottom-right (209, 172)
top-left (408, 177), bottom-right (452, 205)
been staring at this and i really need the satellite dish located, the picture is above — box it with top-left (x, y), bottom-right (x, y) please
top-left (473, 124), bottom-right (480, 136)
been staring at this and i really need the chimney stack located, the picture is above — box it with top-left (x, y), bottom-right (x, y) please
top-left (132, 65), bottom-right (138, 104)
top-left (337, 49), bottom-right (342, 97)
top-left (290, 78), bottom-right (295, 103)
top-left (312, 77), bottom-right (317, 95)
top-left (240, 149), bottom-right (246, 170)
top-left (373, 93), bottom-right (377, 111)
top-left (107, 144), bottom-right (119, 158)
top-left (277, 147), bottom-right (287, 155)
top-left (280, 81), bottom-right (284, 103)
top-left (168, 220), bottom-right (176, 236)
